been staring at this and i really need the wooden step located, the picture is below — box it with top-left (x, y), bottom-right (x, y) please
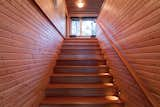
top-left (45, 83), bottom-right (116, 97)
top-left (62, 45), bottom-right (99, 49)
top-left (40, 38), bottom-right (124, 107)
top-left (65, 38), bottom-right (97, 40)
top-left (58, 55), bottom-right (104, 60)
top-left (63, 42), bottom-right (99, 46)
top-left (61, 46), bottom-right (100, 49)
top-left (64, 38), bottom-right (97, 40)
top-left (47, 83), bottom-right (114, 88)
top-left (50, 73), bottom-right (113, 84)
top-left (64, 40), bottom-right (98, 43)
top-left (54, 65), bottom-right (109, 74)
top-left (61, 49), bottom-right (102, 54)
top-left (56, 59), bottom-right (106, 66)
top-left (51, 73), bottom-right (112, 77)
top-left (40, 96), bottom-right (124, 107)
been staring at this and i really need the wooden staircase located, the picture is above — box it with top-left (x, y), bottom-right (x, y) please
top-left (40, 38), bottom-right (124, 107)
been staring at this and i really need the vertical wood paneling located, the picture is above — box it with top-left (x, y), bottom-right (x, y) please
top-left (97, 0), bottom-right (160, 107)
top-left (0, 0), bottom-right (64, 107)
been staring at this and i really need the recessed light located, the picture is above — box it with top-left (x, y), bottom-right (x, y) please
top-left (77, 1), bottom-right (84, 8)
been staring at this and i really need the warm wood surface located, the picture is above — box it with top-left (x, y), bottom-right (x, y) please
top-left (54, 65), bottom-right (108, 74)
top-left (50, 73), bottom-right (111, 77)
top-left (59, 54), bottom-right (103, 60)
top-left (65, 0), bottom-right (104, 17)
top-left (34, 0), bottom-right (66, 36)
top-left (40, 38), bottom-right (124, 107)
top-left (97, 0), bottom-right (160, 107)
top-left (41, 97), bottom-right (122, 104)
top-left (97, 27), bottom-right (153, 107)
top-left (0, 0), bottom-right (63, 107)
top-left (47, 83), bottom-right (114, 88)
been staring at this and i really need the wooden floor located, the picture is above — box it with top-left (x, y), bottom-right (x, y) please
top-left (39, 38), bottom-right (124, 107)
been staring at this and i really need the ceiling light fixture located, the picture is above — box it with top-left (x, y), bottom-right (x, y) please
top-left (77, 0), bottom-right (84, 8)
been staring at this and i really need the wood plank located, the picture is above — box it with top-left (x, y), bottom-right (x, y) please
top-left (0, 0), bottom-right (64, 106)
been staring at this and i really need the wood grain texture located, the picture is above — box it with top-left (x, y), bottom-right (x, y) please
top-left (0, 0), bottom-right (63, 107)
top-left (96, 27), bottom-right (152, 107)
top-left (35, 0), bottom-right (66, 36)
top-left (65, 0), bottom-right (104, 17)
top-left (97, 0), bottom-right (160, 107)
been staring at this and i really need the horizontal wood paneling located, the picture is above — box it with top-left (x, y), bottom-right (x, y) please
top-left (97, 27), bottom-right (152, 107)
top-left (0, 0), bottom-right (63, 107)
top-left (97, 0), bottom-right (160, 107)
top-left (35, 0), bottom-right (66, 37)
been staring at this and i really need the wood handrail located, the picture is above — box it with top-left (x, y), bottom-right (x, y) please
top-left (97, 22), bottom-right (154, 107)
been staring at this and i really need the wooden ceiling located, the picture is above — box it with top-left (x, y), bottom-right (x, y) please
top-left (65, 0), bottom-right (104, 17)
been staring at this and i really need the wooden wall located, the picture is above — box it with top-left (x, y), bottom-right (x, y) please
top-left (97, 0), bottom-right (160, 107)
top-left (0, 0), bottom-right (64, 107)
top-left (35, 0), bottom-right (67, 36)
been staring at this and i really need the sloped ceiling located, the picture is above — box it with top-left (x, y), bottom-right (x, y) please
top-left (66, 0), bottom-right (104, 17)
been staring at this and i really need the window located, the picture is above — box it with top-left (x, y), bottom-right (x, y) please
top-left (71, 18), bottom-right (80, 36)
top-left (82, 18), bottom-right (96, 36)
top-left (71, 17), bottom-right (97, 36)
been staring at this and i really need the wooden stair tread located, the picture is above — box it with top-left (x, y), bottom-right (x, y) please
top-left (64, 41), bottom-right (99, 43)
top-left (62, 45), bottom-right (99, 47)
top-left (59, 55), bottom-right (103, 58)
top-left (55, 65), bottom-right (107, 68)
top-left (63, 43), bottom-right (99, 46)
top-left (51, 73), bottom-right (111, 77)
top-left (61, 47), bottom-right (100, 49)
top-left (41, 96), bottom-right (122, 104)
top-left (58, 58), bottom-right (104, 60)
top-left (61, 49), bottom-right (102, 54)
top-left (65, 38), bottom-right (97, 40)
top-left (41, 38), bottom-right (124, 106)
top-left (47, 83), bottom-right (114, 88)
top-left (57, 58), bottom-right (105, 60)
top-left (61, 49), bottom-right (101, 51)
top-left (54, 65), bottom-right (109, 74)
top-left (59, 52), bottom-right (103, 57)
top-left (64, 39), bottom-right (97, 41)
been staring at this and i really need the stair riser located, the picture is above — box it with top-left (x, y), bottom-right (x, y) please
top-left (56, 60), bottom-right (106, 66)
top-left (61, 49), bottom-right (102, 54)
top-left (45, 88), bottom-right (115, 97)
top-left (40, 104), bottom-right (124, 107)
top-left (62, 43), bottom-right (100, 48)
top-left (64, 41), bottom-right (98, 43)
top-left (65, 38), bottom-right (97, 41)
top-left (62, 46), bottom-right (100, 49)
top-left (54, 67), bottom-right (109, 74)
top-left (61, 48), bottom-right (101, 50)
top-left (58, 55), bottom-right (103, 60)
top-left (63, 43), bottom-right (99, 46)
top-left (50, 76), bottom-right (113, 84)
top-left (62, 47), bottom-right (100, 50)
